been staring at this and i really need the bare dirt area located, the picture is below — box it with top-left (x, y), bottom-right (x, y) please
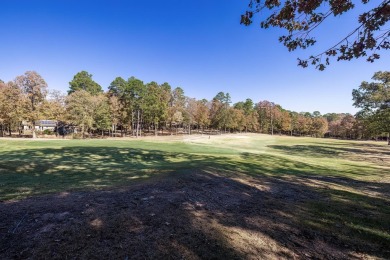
top-left (1, 170), bottom-right (389, 259)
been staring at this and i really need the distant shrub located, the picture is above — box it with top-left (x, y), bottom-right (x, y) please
top-left (72, 133), bottom-right (84, 139)
top-left (43, 129), bottom-right (54, 135)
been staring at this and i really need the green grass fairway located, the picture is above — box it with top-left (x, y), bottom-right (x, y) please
top-left (0, 134), bottom-right (389, 258)
top-left (0, 134), bottom-right (388, 200)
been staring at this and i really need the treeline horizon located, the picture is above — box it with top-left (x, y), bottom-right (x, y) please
top-left (0, 70), bottom-right (389, 141)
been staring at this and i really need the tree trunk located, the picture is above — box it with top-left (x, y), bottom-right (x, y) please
top-left (32, 122), bottom-right (37, 139)
top-left (136, 110), bottom-right (140, 138)
top-left (131, 111), bottom-right (134, 137)
top-left (140, 115), bottom-right (143, 137)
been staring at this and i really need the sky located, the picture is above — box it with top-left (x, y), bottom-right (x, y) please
top-left (1, 0), bottom-right (389, 114)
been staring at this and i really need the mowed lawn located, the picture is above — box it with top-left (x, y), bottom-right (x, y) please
top-left (0, 134), bottom-right (389, 258)
top-left (0, 134), bottom-right (388, 200)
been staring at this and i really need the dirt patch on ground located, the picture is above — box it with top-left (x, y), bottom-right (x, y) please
top-left (0, 171), bottom-right (389, 259)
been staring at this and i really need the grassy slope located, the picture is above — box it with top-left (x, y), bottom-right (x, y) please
top-left (0, 134), bottom-right (389, 257)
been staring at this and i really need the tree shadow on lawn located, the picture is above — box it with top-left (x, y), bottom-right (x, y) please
top-left (269, 144), bottom-right (390, 157)
top-left (0, 146), bottom-right (387, 200)
top-left (0, 147), bottom-right (389, 258)
top-left (267, 144), bottom-right (390, 166)
top-left (239, 152), bottom-right (387, 180)
top-left (0, 170), bottom-right (389, 259)
top-left (320, 140), bottom-right (390, 149)
top-left (0, 146), bottom-right (215, 200)
top-left (268, 144), bottom-right (341, 157)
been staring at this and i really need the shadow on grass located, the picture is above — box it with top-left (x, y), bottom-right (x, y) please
top-left (320, 140), bottom-right (390, 149)
top-left (0, 146), bottom-right (387, 200)
top-left (267, 143), bottom-right (390, 168)
top-left (0, 146), bottom-right (389, 258)
top-left (0, 170), bottom-right (389, 259)
top-left (268, 144), bottom-right (341, 157)
top-left (0, 146), bottom-right (216, 200)
top-left (239, 152), bottom-right (386, 179)
top-left (269, 144), bottom-right (390, 157)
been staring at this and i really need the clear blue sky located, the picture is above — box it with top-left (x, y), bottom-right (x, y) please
top-left (1, 0), bottom-right (389, 114)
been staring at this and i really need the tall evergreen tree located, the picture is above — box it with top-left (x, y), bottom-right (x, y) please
top-left (68, 71), bottom-right (102, 95)
top-left (108, 77), bottom-right (127, 97)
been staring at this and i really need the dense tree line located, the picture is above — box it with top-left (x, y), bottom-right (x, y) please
top-left (0, 71), bottom-right (389, 142)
